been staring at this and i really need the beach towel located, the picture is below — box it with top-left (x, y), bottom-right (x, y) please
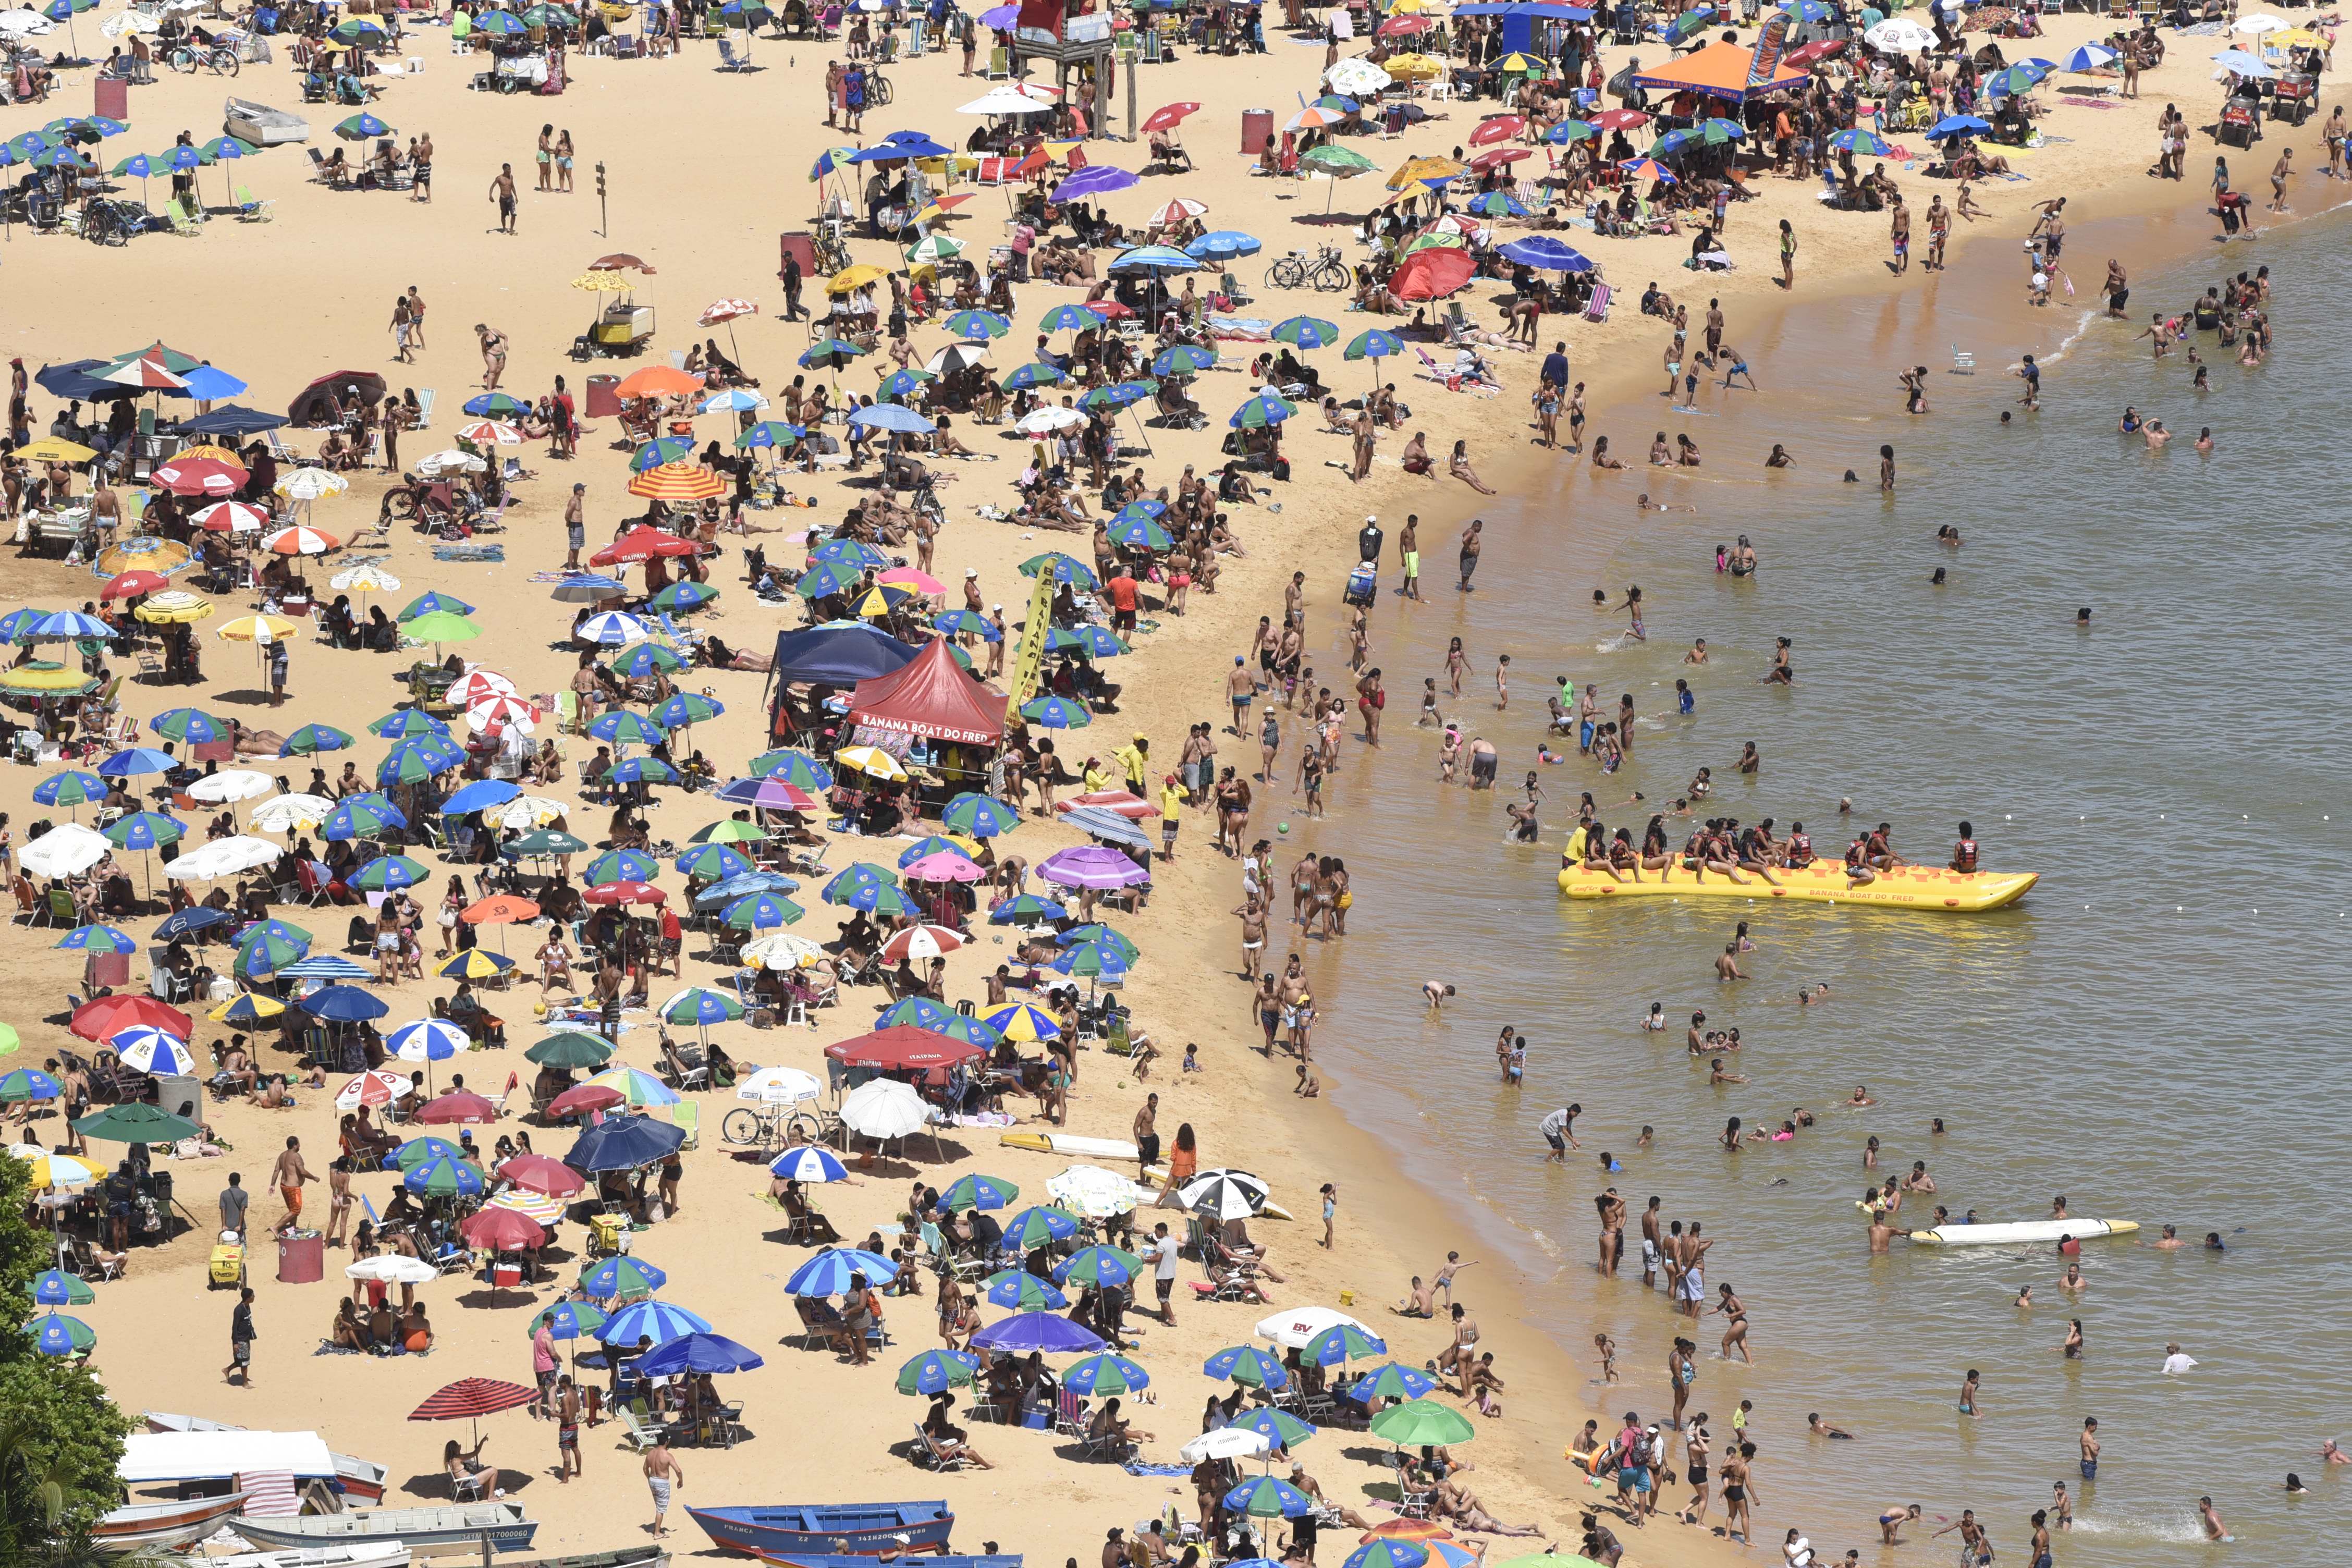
top-left (1206, 315), bottom-right (1273, 340)
top-left (237, 1471), bottom-right (302, 1517)
top-left (433, 544), bottom-right (506, 562)
top-left (1124, 1461), bottom-right (1193, 1477)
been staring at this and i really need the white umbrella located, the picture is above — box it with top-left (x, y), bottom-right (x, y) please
top-left (1325, 57), bottom-right (1392, 96)
top-left (0, 11), bottom-right (56, 36)
top-left (9, 1146), bottom-right (103, 1189)
top-left (415, 449), bottom-right (488, 477)
top-left (1256, 1305), bottom-right (1376, 1350)
top-left (331, 564), bottom-right (403, 594)
top-left (1047, 1163), bottom-right (1147, 1218)
top-left (737, 1065), bottom-right (824, 1103)
top-left (1184, 1174), bottom-right (1266, 1222)
top-left (100, 9), bottom-right (158, 35)
top-left (739, 933), bottom-right (827, 972)
top-left (21, 824), bottom-right (109, 879)
top-left (1180, 1428), bottom-right (1272, 1464)
top-left (840, 1077), bottom-right (930, 1141)
top-left (1864, 17), bottom-right (1936, 51)
top-left (958, 84), bottom-right (1060, 115)
top-left (251, 793), bottom-right (336, 834)
top-left (345, 1254), bottom-right (437, 1284)
top-left (333, 1069), bottom-right (413, 1111)
top-left (166, 835), bottom-right (283, 880)
top-left (187, 769), bottom-right (274, 804)
top-left (486, 795), bottom-right (569, 830)
top-left (926, 344), bottom-right (991, 375)
top-left (1016, 407), bottom-right (1084, 435)
top-left (467, 695), bottom-right (543, 736)
top-left (1182, 1167), bottom-right (1272, 1208)
top-left (2233, 14), bottom-right (2290, 33)
top-left (275, 469), bottom-right (349, 501)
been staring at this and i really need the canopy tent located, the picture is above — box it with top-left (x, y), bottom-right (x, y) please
top-left (119, 1430), bottom-right (338, 1484)
top-left (767, 623), bottom-right (920, 686)
top-left (824, 1023), bottom-right (985, 1084)
top-left (844, 637), bottom-right (1007, 747)
top-left (1631, 39), bottom-right (1808, 103)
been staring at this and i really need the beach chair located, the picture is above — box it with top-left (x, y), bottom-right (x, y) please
top-left (232, 183), bottom-right (274, 222)
top-left (617, 1402), bottom-right (670, 1451)
top-left (716, 36), bottom-right (745, 70)
top-left (1075, 1420), bottom-right (1133, 1464)
top-left (1951, 344), bottom-right (1976, 374)
top-left (1583, 281), bottom-right (1612, 323)
top-left (1054, 1386), bottom-right (1089, 1438)
top-left (985, 43), bottom-right (1008, 78)
top-left (166, 196), bottom-right (204, 237)
top-left (672, 1100), bottom-right (700, 1150)
top-left (415, 388), bottom-right (437, 428)
top-left (913, 1425), bottom-right (971, 1471)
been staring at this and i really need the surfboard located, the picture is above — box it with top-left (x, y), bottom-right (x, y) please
top-left (1560, 859), bottom-right (2037, 911)
top-left (1906, 1219), bottom-right (2138, 1247)
top-left (998, 1131), bottom-right (1142, 1161)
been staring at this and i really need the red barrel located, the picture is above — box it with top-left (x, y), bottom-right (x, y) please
top-left (276, 1231), bottom-right (324, 1284)
top-left (1241, 107), bottom-right (1273, 156)
top-left (584, 374), bottom-right (621, 418)
top-left (94, 77), bottom-right (128, 124)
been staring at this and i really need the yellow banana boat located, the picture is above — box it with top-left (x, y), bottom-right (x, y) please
top-left (1559, 860), bottom-right (2037, 911)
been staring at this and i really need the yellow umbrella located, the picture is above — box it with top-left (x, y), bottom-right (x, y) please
top-left (485, 1190), bottom-right (568, 1224)
top-left (2274, 27), bottom-right (2324, 47)
top-left (1387, 153), bottom-right (1465, 189)
top-left (330, 564), bottom-right (403, 594)
top-left (173, 443), bottom-right (244, 464)
top-left (216, 615), bottom-right (297, 642)
top-left (1390, 0), bottom-right (1442, 11)
top-left (571, 272), bottom-right (635, 292)
top-left (0, 664), bottom-right (99, 695)
top-left (97, 536), bottom-right (193, 577)
top-left (1497, 51), bottom-right (1543, 72)
top-left (1383, 52), bottom-right (1446, 81)
top-left (825, 263), bottom-right (890, 296)
top-left (835, 745), bottom-right (910, 781)
top-left (626, 463), bottom-right (726, 501)
top-left (14, 437), bottom-right (97, 463)
top-left (914, 153), bottom-right (982, 175)
top-left (133, 590), bottom-right (213, 624)
top-left (212, 991), bottom-right (287, 1022)
top-left (15, 1150), bottom-right (105, 1190)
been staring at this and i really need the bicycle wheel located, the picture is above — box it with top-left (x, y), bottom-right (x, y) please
top-left (869, 75), bottom-right (892, 105)
top-left (166, 47), bottom-right (198, 73)
top-left (214, 51), bottom-right (240, 78)
top-left (1309, 260), bottom-right (1352, 293)
top-left (1265, 256), bottom-right (1306, 289)
top-left (784, 1110), bottom-right (826, 1145)
top-left (721, 1107), bottom-right (765, 1145)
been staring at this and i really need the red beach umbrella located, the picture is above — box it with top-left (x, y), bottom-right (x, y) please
top-left (879, 925), bottom-right (969, 963)
top-left (409, 1376), bottom-right (538, 1448)
top-left (413, 1091), bottom-right (499, 1125)
top-left (1468, 115), bottom-right (1526, 145)
top-left (1391, 247), bottom-right (1478, 302)
top-left (498, 1153), bottom-right (586, 1198)
top-left (1142, 102), bottom-right (1198, 132)
top-left (151, 457), bottom-right (248, 498)
top-left (192, 500), bottom-right (272, 534)
top-left (1376, 11), bottom-right (1433, 32)
top-left (580, 880), bottom-right (667, 906)
top-left (1469, 146), bottom-right (1534, 171)
top-left (1592, 108), bottom-right (1650, 131)
top-left (71, 995), bottom-right (192, 1044)
top-left (548, 1083), bottom-right (626, 1119)
top-left (459, 1206), bottom-right (547, 1252)
top-left (591, 524), bottom-right (698, 565)
top-left (99, 570), bottom-right (170, 601)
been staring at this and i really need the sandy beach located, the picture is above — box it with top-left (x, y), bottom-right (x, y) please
top-left (2, 4), bottom-right (2333, 1565)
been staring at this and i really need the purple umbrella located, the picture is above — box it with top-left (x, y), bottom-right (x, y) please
top-left (979, 3), bottom-right (1018, 26)
top-left (1036, 845), bottom-right (1151, 890)
top-left (967, 1309), bottom-right (1108, 1354)
top-left (1051, 165), bottom-right (1140, 204)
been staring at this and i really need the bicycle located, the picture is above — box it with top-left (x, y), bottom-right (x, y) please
top-left (1265, 244), bottom-right (1352, 293)
top-left (165, 42), bottom-right (240, 76)
top-left (721, 1099), bottom-right (830, 1149)
top-left (81, 200), bottom-right (140, 247)
top-left (865, 70), bottom-right (893, 106)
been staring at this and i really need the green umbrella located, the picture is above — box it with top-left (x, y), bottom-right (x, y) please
top-left (1005, 1206), bottom-right (1080, 1251)
top-left (232, 927), bottom-right (305, 977)
top-left (524, 1032), bottom-right (615, 1069)
top-left (71, 1103), bottom-right (201, 1145)
top-left (1234, 1405), bottom-right (1317, 1449)
top-left (1057, 1246), bottom-right (1144, 1289)
top-left (688, 819), bottom-right (767, 845)
top-left (658, 693), bottom-right (724, 727)
top-left (605, 643), bottom-right (687, 675)
top-left (27, 1271), bottom-right (96, 1306)
top-left (349, 854), bottom-right (430, 891)
top-left (1350, 1363), bottom-right (1432, 1402)
top-left (28, 1312), bottom-right (96, 1353)
top-left (509, 829), bottom-right (591, 857)
top-left (395, 1137), bottom-right (473, 1172)
top-left (403, 610), bottom-right (482, 646)
top-left (577, 1255), bottom-right (665, 1301)
top-left (1226, 1476), bottom-right (1309, 1518)
top-left (983, 1269), bottom-right (1065, 1310)
top-left (1058, 924), bottom-right (1139, 962)
top-left (148, 707), bottom-right (228, 742)
top-left (1369, 1399), bottom-right (1477, 1448)
top-left (939, 1173), bottom-right (1020, 1212)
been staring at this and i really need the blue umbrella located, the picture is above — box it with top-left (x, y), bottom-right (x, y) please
top-left (1051, 1246), bottom-right (1140, 1290)
top-left (153, 906), bottom-right (230, 941)
top-left (299, 984), bottom-right (389, 1022)
top-left (1020, 695), bottom-right (1091, 729)
top-left (932, 609), bottom-right (1000, 640)
top-left (597, 1298), bottom-right (713, 1346)
top-left (967, 1311), bottom-right (1106, 1354)
top-left (32, 1314), bottom-right (90, 1358)
top-left (549, 574), bottom-right (629, 603)
top-left (567, 1113), bottom-right (687, 1173)
top-left (999, 361), bottom-right (1065, 392)
top-left (33, 770), bottom-right (107, 808)
top-left (768, 1146), bottom-right (849, 1182)
top-left (580, 1255), bottom-right (672, 1298)
top-left (985, 1270), bottom-right (1069, 1310)
top-left (693, 871), bottom-right (799, 908)
top-left (940, 791), bottom-right (1020, 836)
top-left (442, 778), bottom-right (521, 816)
top-left (1925, 114), bottom-right (1994, 141)
top-left (584, 848), bottom-right (660, 886)
top-left (54, 923), bottom-right (136, 955)
top-left (1108, 244), bottom-right (1200, 274)
top-left (848, 401), bottom-right (936, 436)
top-left (1185, 229), bottom-right (1263, 261)
top-left (1345, 1361), bottom-right (1440, 1401)
top-left (785, 1247), bottom-right (901, 1297)
top-left (1039, 303), bottom-right (1105, 334)
top-left (634, 1331), bottom-right (765, 1375)
top-left (610, 759), bottom-right (681, 788)
top-left (401, 591), bottom-right (477, 620)
top-left (94, 747), bottom-right (174, 778)
top-left (387, 1018), bottom-right (464, 1062)
top-left (1204, 1344), bottom-right (1289, 1388)
top-left (945, 309), bottom-right (1011, 340)
top-left (1827, 128), bottom-right (1892, 156)
top-left (1496, 236), bottom-right (1595, 274)
top-left (29, 1270), bottom-right (95, 1307)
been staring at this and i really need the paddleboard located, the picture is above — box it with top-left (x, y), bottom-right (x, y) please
top-left (1559, 859), bottom-right (2037, 911)
top-left (999, 1131), bottom-right (1142, 1162)
top-left (1906, 1219), bottom-right (2137, 1247)
top-left (1140, 1165), bottom-right (1296, 1221)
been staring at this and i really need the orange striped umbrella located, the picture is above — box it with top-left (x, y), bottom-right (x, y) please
top-left (615, 365), bottom-right (703, 400)
top-left (1360, 1522), bottom-right (1455, 1543)
top-left (626, 462), bottom-right (725, 501)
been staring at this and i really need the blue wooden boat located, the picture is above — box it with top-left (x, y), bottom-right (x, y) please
top-left (766, 1558), bottom-right (1015, 1568)
top-left (687, 1504), bottom-right (955, 1561)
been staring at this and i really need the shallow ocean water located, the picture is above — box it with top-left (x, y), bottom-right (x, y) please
top-left (1289, 197), bottom-right (2351, 1565)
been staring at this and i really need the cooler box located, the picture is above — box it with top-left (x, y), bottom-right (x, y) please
top-left (94, 77), bottom-right (128, 123)
top-left (209, 1240), bottom-right (246, 1288)
top-left (489, 1263), bottom-right (523, 1287)
top-left (1241, 107), bottom-right (1272, 155)
top-left (584, 374), bottom-right (621, 418)
top-left (276, 1230), bottom-right (324, 1284)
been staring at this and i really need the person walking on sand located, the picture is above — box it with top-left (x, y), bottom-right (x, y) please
top-left (406, 286), bottom-right (429, 349)
top-left (1778, 219), bottom-right (1796, 290)
top-left (389, 296), bottom-right (414, 365)
top-left (1319, 1183), bottom-right (1337, 1249)
top-left (476, 324), bottom-right (509, 391)
top-left (224, 1285), bottom-right (256, 1387)
top-left (272, 1134), bottom-right (315, 1221)
top-left (556, 1376), bottom-right (583, 1483)
top-left (643, 1436), bottom-right (682, 1535)
top-left (488, 162), bottom-right (519, 235)
top-left (565, 484), bottom-right (587, 570)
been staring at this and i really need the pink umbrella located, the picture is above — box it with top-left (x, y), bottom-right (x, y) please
top-left (548, 1083), bottom-right (625, 1119)
top-left (877, 566), bottom-right (946, 595)
top-left (413, 1091), bottom-right (499, 1125)
top-left (880, 924), bottom-right (969, 963)
top-left (459, 1206), bottom-right (547, 1251)
top-left (498, 1153), bottom-right (586, 1198)
top-left (901, 853), bottom-right (984, 884)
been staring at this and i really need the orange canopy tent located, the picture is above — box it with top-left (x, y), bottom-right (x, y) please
top-left (1631, 40), bottom-right (1808, 103)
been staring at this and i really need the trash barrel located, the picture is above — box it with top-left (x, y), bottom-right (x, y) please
top-left (584, 374), bottom-right (621, 419)
top-left (94, 77), bottom-right (128, 123)
top-left (276, 1230), bottom-right (324, 1284)
top-left (1241, 107), bottom-right (1273, 157)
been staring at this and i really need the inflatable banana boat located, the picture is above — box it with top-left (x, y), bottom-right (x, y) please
top-left (1558, 860), bottom-right (2037, 911)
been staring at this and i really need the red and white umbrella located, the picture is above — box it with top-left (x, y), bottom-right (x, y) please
top-left (102, 347), bottom-right (191, 391)
top-left (446, 669), bottom-right (517, 708)
top-left (99, 570), bottom-right (170, 601)
top-left (260, 525), bottom-right (339, 556)
top-left (457, 420), bottom-right (522, 446)
top-left (581, 880), bottom-right (667, 906)
top-left (192, 500), bottom-right (271, 534)
top-left (699, 298), bottom-right (758, 326)
top-left (334, 1069), bottom-right (413, 1110)
top-left (413, 1091), bottom-right (500, 1125)
top-left (1469, 114), bottom-right (1527, 146)
top-left (1147, 198), bottom-right (1207, 226)
top-left (1142, 101), bottom-right (1198, 132)
top-left (151, 457), bottom-right (246, 497)
top-left (466, 695), bottom-right (543, 737)
top-left (879, 924), bottom-right (968, 963)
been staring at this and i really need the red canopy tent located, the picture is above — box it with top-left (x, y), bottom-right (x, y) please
top-left (824, 1024), bottom-right (985, 1084)
top-left (844, 637), bottom-right (1008, 747)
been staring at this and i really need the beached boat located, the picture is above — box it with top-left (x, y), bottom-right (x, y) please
top-left (223, 97), bottom-right (310, 146)
top-left (142, 1412), bottom-right (387, 1503)
top-left (687, 1504), bottom-right (954, 1560)
top-left (1907, 1218), bottom-right (2139, 1247)
top-left (1558, 860), bottom-right (2038, 911)
top-left (93, 1491), bottom-right (248, 1552)
top-left (228, 1504), bottom-right (538, 1558)
top-left (198, 1546), bottom-right (413, 1568)
top-left (761, 1558), bottom-right (1013, 1568)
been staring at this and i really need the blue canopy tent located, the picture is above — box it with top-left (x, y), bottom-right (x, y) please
top-left (1450, 2), bottom-right (1594, 60)
top-left (764, 623), bottom-right (921, 739)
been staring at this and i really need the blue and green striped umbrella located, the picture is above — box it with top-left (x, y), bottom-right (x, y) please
top-left (1301, 1322), bottom-right (1388, 1365)
top-left (279, 723), bottom-right (355, 755)
top-left (1018, 549), bottom-right (1100, 585)
top-left (750, 749), bottom-right (833, 790)
top-left (1205, 1344), bottom-right (1289, 1389)
top-left (659, 987), bottom-right (742, 1026)
top-left (651, 581), bottom-right (720, 611)
top-left (1270, 316), bottom-right (1340, 350)
top-left (1003, 1205), bottom-right (1082, 1251)
top-left (630, 437), bottom-right (699, 472)
top-left (1345, 328), bottom-right (1406, 363)
top-left (608, 757), bottom-right (679, 787)
top-left (29, 1269), bottom-right (96, 1307)
top-left (1056, 924), bottom-right (1139, 961)
top-left (104, 811), bottom-right (184, 851)
top-left (999, 361), bottom-right (1065, 391)
top-left (984, 1269), bottom-right (1068, 1310)
top-left (1105, 510), bottom-right (1172, 552)
top-left (1020, 695), bottom-right (1091, 729)
top-left (1061, 1350), bottom-right (1150, 1393)
top-left (651, 692), bottom-right (723, 729)
top-left (987, 893), bottom-right (1066, 925)
top-left (589, 710), bottom-right (668, 746)
top-left (1223, 1476), bottom-right (1311, 1517)
top-left (606, 643), bottom-right (687, 679)
top-left (1055, 1247), bottom-right (1145, 1291)
top-left (1229, 392), bottom-right (1297, 430)
top-left (349, 854), bottom-right (430, 892)
top-left (530, 1300), bottom-right (609, 1341)
top-left (897, 1348), bottom-right (981, 1395)
top-left (1151, 343), bottom-right (1218, 377)
top-left (940, 1172), bottom-right (1020, 1211)
top-left (735, 421), bottom-right (805, 452)
top-left (1047, 626), bottom-right (1130, 658)
top-left (1229, 1404), bottom-right (1317, 1450)
top-left (820, 862), bottom-right (899, 904)
top-left (584, 848), bottom-right (659, 886)
top-left (1039, 303), bottom-right (1105, 333)
top-left (325, 792), bottom-right (407, 839)
top-left (579, 1255), bottom-right (669, 1301)
top-left (799, 338), bottom-right (866, 370)
top-left (33, 770), bottom-right (107, 807)
top-left (54, 924), bottom-right (136, 956)
top-left (379, 735), bottom-right (463, 784)
top-left (940, 792), bottom-right (1019, 837)
top-left (722, 891), bottom-right (804, 930)
top-left (878, 997), bottom-right (952, 1031)
top-left (149, 707), bottom-right (228, 743)
top-left (675, 843), bottom-right (754, 882)
top-left (31, 1313), bottom-right (93, 1357)
top-left (944, 309), bottom-right (1010, 340)
top-left (405, 1154), bottom-right (486, 1197)
top-left (400, 591), bottom-right (476, 621)
top-left (876, 369), bottom-right (933, 403)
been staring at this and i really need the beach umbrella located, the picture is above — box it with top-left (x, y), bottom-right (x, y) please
top-left (1205, 1344), bottom-right (1289, 1389)
top-left (72, 1101), bottom-right (200, 1146)
top-left (897, 1348), bottom-right (981, 1396)
top-left (379, 737), bottom-right (463, 785)
top-left (1302, 1322), bottom-right (1389, 1366)
top-left (333, 1069), bottom-right (411, 1111)
top-left (1827, 128), bottom-right (1893, 156)
top-left (1349, 1362), bottom-right (1441, 1403)
top-left (0, 1069), bottom-right (64, 1105)
top-left (1371, 1400), bottom-right (1477, 1448)
top-left (108, 1027), bottom-right (196, 1077)
top-left (435, 950), bottom-right (518, 983)
top-left (987, 893), bottom-right (1067, 926)
top-left (529, 1301), bottom-right (609, 1346)
top-left (968, 1311), bottom-right (1105, 1355)
top-left (154, 907), bottom-right (233, 944)
top-left (984, 1269), bottom-right (1068, 1310)
top-left (32, 769), bottom-right (107, 812)
top-left (1000, 1207), bottom-right (1080, 1251)
top-left (31, 1313), bottom-right (92, 1357)
top-left (785, 1247), bottom-right (900, 1298)
top-left (1343, 1544), bottom-right (1431, 1568)
top-left (767, 1145), bottom-right (848, 1183)
top-left (1183, 1431), bottom-right (1273, 1467)
top-left (1271, 316), bottom-right (1340, 350)
top-left (1225, 1477), bottom-right (1313, 1518)
top-left (409, 1378), bottom-right (537, 1450)
top-left (1151, 343), bottom-right (1219, 377)
top-left (280, 956), bottom-right (368, 981)
top-left (413, 1091), bottom-right (498, 1125)
top-left (1020, 695), bottom-right (1091, 730)
top-left (391, 1136), bottom-right (471, 1172)
top-left (945, 309), bottom-right (1011, 340)
top-left (405, 1153), bottom-right (485, 1198)
top-left (1053, 1245), bottom-right (1144, 1291)
top-left (1230, 392), bottom-right (1296, 430)
top-left (939, 1172), bottom-right (1021, 1212)
top-left (586, 1066), bottom-right (682, 1108)
top-left (596, 1298), bottom-right (715, 1350)
top-left (636, 1332), bottom-right (765, 1377)
top-left (584, 848), bottom-right (660, 886)
top-left (999, 361), bottom-right (1065, 392)
top-left (579, 1256), bottom-right (670, 1302)
top-left (658, 987), bottom-right (743, 1029)
top-left (54, 923), bottom-right (136, 956)
top-left (28, 1269), bottom-right (95, 1307)
top-left (939, 792), bottom-right (1019, 838)
top-left (523, 1032), bottom-right (614, 1073)
top-left (274, 724), bottom-right (353, 757)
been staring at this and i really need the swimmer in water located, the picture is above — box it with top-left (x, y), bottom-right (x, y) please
top-left (1877, 1504), bottom-right (1922, 1545)
top-left (1636, 494), bottom-right (1697, 514)
top-left (2014, 1285), bottom-right (2034, 1309)
top-left (1808, 1413), bottom-right (1854, 1440)
top-left (2199, 1496), bottom-right (2230, 1541)
top-left (1846, 1085), bottom-right (1876, 1108)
